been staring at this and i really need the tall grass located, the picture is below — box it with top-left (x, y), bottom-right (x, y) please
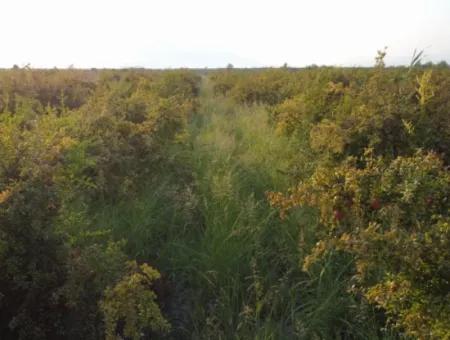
top-left (174, 81), bottom-right (303, 338)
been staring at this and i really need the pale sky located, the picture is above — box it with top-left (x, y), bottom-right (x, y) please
top-left (1, 0), bottom-right (449, 68)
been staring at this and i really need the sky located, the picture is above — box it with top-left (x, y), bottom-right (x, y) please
top-left (0, 0), bottom-right (449, 68)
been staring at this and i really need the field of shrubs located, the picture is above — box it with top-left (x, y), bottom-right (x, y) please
top-left (1, 54), bottom-right (449, 339)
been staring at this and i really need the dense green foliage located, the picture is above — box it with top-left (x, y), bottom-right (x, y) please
top-left (212, 56), bottom-right (449, 339)
top-left (0, 68), bottom-right (199, 339)
top-left (0, 58), bottom-right (449, 339)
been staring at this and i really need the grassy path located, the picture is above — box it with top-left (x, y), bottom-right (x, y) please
top-left (159, 78), bottom-right (305, 338)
